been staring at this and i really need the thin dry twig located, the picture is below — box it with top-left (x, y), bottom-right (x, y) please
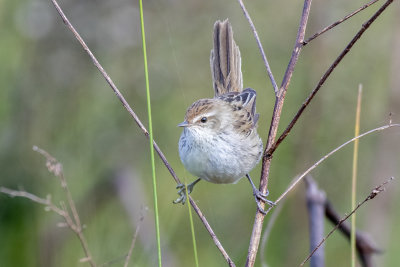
top-left (48, 0), bottom-right (235, 265)
top-left (37, 147), bottom-right (95, 266)
top-left (0, 187), bottom-right (64, 215)
top-left (0, 188), bottom-right (78, 236)
top-left (303, 0), bottom-right (381, 46)
top-left (279, 0), bottom-right (313, 96)
top-left (325, 201), bottom-right (381, 267)
top-left (33, 146), bottom-right (94, 265)
top-left (300, 177), bottom-right (394, 266)
top-left (237, 0), bottom-right (278, 94)
top-left (33, 146), bottom-right (82, 232)
top-left (48, 0), bottom-right (177, 183)
top-left (267, 0), bottom-right (394, 157)
top-left (124, 211), bottom-right (146, 267)
top-left (275, 124), bottom-right (400, 204)
top-left (1, 147), bottom-right (96, 267)
top-left (244, 0), bottom-right (393, 264)
top-left (245, 1), bottom-right (313, 266)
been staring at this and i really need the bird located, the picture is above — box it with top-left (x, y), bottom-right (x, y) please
top-left (175, 19), bottom-right (274, 213)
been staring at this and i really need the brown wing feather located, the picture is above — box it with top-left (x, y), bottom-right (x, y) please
top-left (218, 88), bottom-right (259, 132)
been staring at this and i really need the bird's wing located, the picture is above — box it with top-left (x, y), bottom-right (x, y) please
top-left (218, 88), bottom-right (259, 130)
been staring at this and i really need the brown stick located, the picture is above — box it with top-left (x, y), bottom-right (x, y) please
top-left (275, 124), bottom-right (400, 205)
top-left (124, 212), bottom-right (145, 267)
top-left (300, 177), bottom-right (393, 266)
top-left (1, 187), bottom-right (96, 266)
top-left (325, 201), bottom-right (381, 267)
top-left (35, 147), bottom-right (96, 266)
top-left (0, 187), bottom-right (64, 213)
top-left (244, 0), bottom-right (396, 264)
top-left (1, 147), bottom-right (97, 267)
top-left (49, 0), bottom-right (178, 184)
top-left (245, 1), bottom-right (313, 266)
top-left (303, 0), bottom-right (381, 46)
top-left (237, 0), bottom-right (279, 95)
top-left (48, 0), bottom-right (235, 265)
top-left (267, 0), bottom-right (394, 157)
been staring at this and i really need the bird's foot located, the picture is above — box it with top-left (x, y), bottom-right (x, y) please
top-left (173, 184), bottom-right (190, 204)
top-left (173, 178), bottom-right (200, 205)
top-left (252, 188), bottom-right (276, 215)
top-left (246, 174), bottom-right (275, 215)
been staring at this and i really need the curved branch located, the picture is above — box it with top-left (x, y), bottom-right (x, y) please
top-left (275, 124), bottom-right (400, 204)
top-left (268, 0), bottom-right (394, 157)
top-left (303, 0), bottom-right (381, 46)
top-left (48, 0), bottom-right (234, 264)
top-left (300, 177), bottom-right (393, 266)
top-left (237, 0), bottom-right (279, 95)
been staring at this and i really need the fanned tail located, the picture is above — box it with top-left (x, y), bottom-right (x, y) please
top-left (210, 19), bottom-right (243, 97)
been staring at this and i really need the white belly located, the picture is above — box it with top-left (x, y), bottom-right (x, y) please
top-left (179, 128), bottom-right (262, 184)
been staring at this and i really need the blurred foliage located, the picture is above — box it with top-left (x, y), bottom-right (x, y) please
top-left (0, 0), bottom-right (399, 266)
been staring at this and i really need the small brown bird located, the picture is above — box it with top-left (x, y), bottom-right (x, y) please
top-left (175, 19), bottom-right (273, 212)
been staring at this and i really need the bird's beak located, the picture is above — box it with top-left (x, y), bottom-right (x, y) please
top-left (178, 120), bottom-right (189, 127)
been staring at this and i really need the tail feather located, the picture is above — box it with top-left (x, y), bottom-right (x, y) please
top-left (210, 19), bottom-right (243, 96)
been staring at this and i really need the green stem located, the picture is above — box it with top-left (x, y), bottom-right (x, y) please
top-left (351, 84), bottom-right (362, 267)
top-left (139, 1), bottom-right (162, 266)
top-left (185, 183), bottom-right (199, 267)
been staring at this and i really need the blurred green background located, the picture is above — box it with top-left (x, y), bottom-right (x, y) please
top-left (1, 0), bottom-right (399, 266)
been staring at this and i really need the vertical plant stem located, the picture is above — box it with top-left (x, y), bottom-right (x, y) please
top-left (305, 176), bottom-right (326, 267)
top-left (139, 1), bottom-right (162, 266)
top-left (185, 184), bottom-right (199, 267)
top-left (351, 84), bottom-right (362, 267)
top-left (245, 1), bottom-right (313, 266)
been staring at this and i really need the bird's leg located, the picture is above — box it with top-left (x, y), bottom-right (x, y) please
top-left (246, 174), bottom-right (275, 214)
top-left (173, 178), bottom-right (201, 204)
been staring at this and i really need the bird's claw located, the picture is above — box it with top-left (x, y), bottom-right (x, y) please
top-left (246, 174), bottom-right (275, 214)
top-left (252, 188), bottom-right (276, 215)
top-left (254, 188), bottom-right (269, 200)
top-left (173, 183), bottom-right (187, 204)
top-left (173, 183), bottom-right (195, 205)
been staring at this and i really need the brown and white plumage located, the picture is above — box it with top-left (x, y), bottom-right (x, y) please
top-left (176, 19), bottom-right (270, 211)
top-left (178, 19), bottom-right (262, 184)
top-left (179, 87), bottom-right (263, 184)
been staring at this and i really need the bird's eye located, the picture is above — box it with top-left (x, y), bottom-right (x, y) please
top-left (200, 117), bottom-right (207, 123)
